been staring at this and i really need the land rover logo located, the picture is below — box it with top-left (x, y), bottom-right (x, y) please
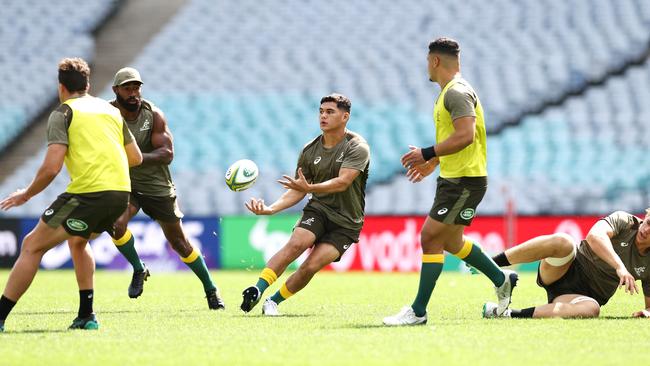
top-left (460, 208), bottom-right (475, 220)
top-left (66, 219), bottom-right (88, 232)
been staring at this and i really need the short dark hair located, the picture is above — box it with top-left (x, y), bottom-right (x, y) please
top-left (320, 93), bottom-right (351, 113)
top-left (428, 37), bottom-right (460, 57)
top-left (58, 57), bottom-right (90, 92)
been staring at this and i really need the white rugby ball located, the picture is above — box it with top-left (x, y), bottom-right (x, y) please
top-left (225, 159), bottom-right (259, 192)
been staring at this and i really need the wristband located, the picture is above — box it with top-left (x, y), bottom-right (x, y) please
top-left (421, 145), bottom-right (437, 161)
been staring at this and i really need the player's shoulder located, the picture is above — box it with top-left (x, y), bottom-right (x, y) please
top-left (344, 130), bottom-right (369, 146)
top-left (605, 211), bottom-right (641, 228)
top-left (301, 135), bottom-right (322, 152)
top-left (447, 78), bottom-right (476, 97)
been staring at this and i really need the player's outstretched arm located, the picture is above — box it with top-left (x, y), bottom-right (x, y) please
top-left (0, 144), bottom-right (66, 210)
top-left (586, 220), bottom-right (639, 294)
top-left (279, 167), bottom-right (359, 194)
top-left (245, 189), bottom-right (306, 215)
top-left (632, 295), bottom-right (650, 318)
top-left (142, 108), bottom-right (173, 165)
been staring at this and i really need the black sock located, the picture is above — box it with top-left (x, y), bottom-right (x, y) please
top-left (492, 252), bottom-right (511, 267)
top-left (511, 307), bottom-right (535, 318)
top-left (0, 295), bottom-right (17, 321)
top-left (78, 290), bottom-right (94, 318)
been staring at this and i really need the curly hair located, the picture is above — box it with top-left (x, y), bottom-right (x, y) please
top-left (58, 57), bottom-right (90, 92)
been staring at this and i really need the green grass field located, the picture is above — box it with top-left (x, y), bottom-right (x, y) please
top-left (0, 270), bottom-right (648, 365)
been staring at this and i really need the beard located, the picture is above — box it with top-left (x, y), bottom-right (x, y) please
top-left (115, 93), bottom-right (140, 112)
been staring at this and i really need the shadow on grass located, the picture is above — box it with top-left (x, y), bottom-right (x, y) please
top-left (4, 329), bottom-right (69, 334)
top-left (236, 313), bottom-right (316, 318)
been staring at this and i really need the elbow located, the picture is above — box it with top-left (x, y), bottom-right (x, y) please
top-left (461, 133), bottom-right (474, 147)
top-left (130, 154), bottom-right (143, 167)
top-left (43, 166), bottom-right (61, 179)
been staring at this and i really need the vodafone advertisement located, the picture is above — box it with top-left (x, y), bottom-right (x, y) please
top-left (327, 215), bottom-right (601, 272)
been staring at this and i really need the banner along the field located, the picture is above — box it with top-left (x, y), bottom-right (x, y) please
top-left (220, 215), bottom-right (302, 270)
top-left (15, 217), bottom-right (221, 270)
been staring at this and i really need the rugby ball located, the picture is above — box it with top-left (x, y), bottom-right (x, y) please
top-left (225, 159), bottom-right (259, 191)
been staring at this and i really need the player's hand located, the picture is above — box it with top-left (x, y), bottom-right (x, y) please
top-left (632, 309), bottom-right (650, 318)
top-left (278, 168), bottom-right (311, 193)
top-left (401, 145), bottom-right (426, 169)
top-left (0, 188), bottom-right (30, 211)
top-left (245, 198), bottom-right (274, 215)
top-left (616, 266), bottom-right (638, 295)
top-left (406, 158), bottom-right (439, 183)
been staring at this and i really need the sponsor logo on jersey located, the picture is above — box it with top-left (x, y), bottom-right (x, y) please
top-left (336, 152), bottom-right (344, 163)
top-left (301, 217), bottom-right (315, 226)
top-left (437, 208), bottom-right (448, 215)
top-left (460, 208), bottom-right (475, 220)
top-left (314, 157), bottom-right (321, 165)
top-left (44, 209), bottom-right (54, 216)
top-left (634, 266), bottom-right (646, 276)
top-left (66, 219), bottom-right (88, 232)
top-left (620, 242), bottom-right (629, 247)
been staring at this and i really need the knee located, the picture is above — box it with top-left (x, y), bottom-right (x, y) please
top-left (113, 222), bottom-right (128, 239)
top-left (285, 238), bottom-right (308, 255)
top-left (20, 236), bottom-right (44, 256)
top-left (298, 259), bottom-right (322, 276)
top-left (420, 230), bottom-right (444, 252)
top-left (549, 233), bottom-right (576, 257)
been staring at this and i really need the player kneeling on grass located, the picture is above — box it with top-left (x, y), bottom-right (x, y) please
top-left (240, 93), bottom-right (370, 316)
top-left (484, 210), bottom-right (650, 319)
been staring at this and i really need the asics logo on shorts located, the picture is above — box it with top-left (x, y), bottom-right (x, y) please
top-left (437, 208), bottom-right (448, 215)
top-left (44, 209), bottom-right (54, 216)
top-left (301, 217), bottom-right (315, 226)
top-left (343, 244), bottom-right (350, 250)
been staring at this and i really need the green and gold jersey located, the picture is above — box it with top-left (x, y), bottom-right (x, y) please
top-left (577, 211), bottom-right (650, 302)
top-left (114, 99), bottom-right (175, 196)
top-left (297, 130), bottom-right (370, 230)
top-left (434, 76), bottom-right (487, 178)
top-left (46, 95), bottom-right (133, 194)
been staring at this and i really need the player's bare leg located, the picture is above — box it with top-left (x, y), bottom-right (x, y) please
top-left (262, 243), bottom-right (340, 316)
top-left (241, 228), bottom-right (316, 313)
top-left (0, 220), bottom-right (70, 330)
top-left (68, 235), bottom-right (99, 329)
top-left (484, 294), bottom-right (600, 319)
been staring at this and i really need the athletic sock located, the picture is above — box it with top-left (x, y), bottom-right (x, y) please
top-left (256, 267), bottom-right (278, 295)
top-left (511, 307), bottom-right (535, 318)
top-left (112, 230), bottom-right (144, 272)
top-left (181, 248), bottom-right (216, 292)
top-left (492, 252), bottom-right (511, 267)
top-left (269, 283), bottom-right (293, 305)
top-left (456, 239), bottom-right (505, 287)
top-left (78, 289), bottom-right (94, 318)
top-left (0, 295), bottom-right (17, 321)
top-left (411, 254), bottom-right (444, 317)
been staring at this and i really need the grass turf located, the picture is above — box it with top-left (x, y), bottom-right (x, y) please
top-left (0, 270), bottom-right (647, 365)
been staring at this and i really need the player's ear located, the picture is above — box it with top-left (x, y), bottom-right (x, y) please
top-left (343, 111), bottom-right (350, 123)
